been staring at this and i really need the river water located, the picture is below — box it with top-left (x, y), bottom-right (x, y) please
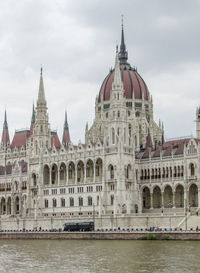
top-left (0, 240), bottom-right (199, 273)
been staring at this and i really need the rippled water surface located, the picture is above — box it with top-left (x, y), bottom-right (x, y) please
top-left (0, 240), bottom-right (200, 273)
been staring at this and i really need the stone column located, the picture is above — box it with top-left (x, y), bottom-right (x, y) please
top-left (19, 197), bottom-right (22, 216)
top-left (5, 201), bottom-right (7, 216)
top-left (84, 164), bottom-right (86, 184)
top-left (93, 163), bottom-right (95, 183)
top-left (184, 189), bottom-right (189, 214)
top-left (11, 197), bottom-right (14, 216)
top-left (66, 164), bottom-right (69, 185)
top-left (173, 192), bottom-right (176, 208)
top-left (198, 188), bottom-right (200, 209)
top-left (150, 193), bottom-right (153, 209)
top-left (161, 191), bottom-right (164, 208)
top-left (49, 168), bottom-right (52, 185)
top-left (75, 165), bottom-right (77, 185)
top-left (58, 164), bottom-right (60, 186)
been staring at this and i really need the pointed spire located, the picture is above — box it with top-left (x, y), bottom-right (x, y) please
top-left (37, 67), bottom-right (46, 106)
top-left (146, 130), bottom-right (153, 149)
top-left (85, 122), bottom-right (88, 132)
top-left (1, 110), bottom-right (10, 146)
top-left (3, 110), bottom-right (8, 130)
top-left (112, 52), bottom-right (123, 90)
top-left (62, 110), bottom-right (70, 145)
top-left (31, 103), bottom-right (35, 125)
top-left (64, 110), bottom-right (68, 131)
top-left (119, 15), bottom-right (128, 65)
top-left (30, 103), bottom-right (35, 136)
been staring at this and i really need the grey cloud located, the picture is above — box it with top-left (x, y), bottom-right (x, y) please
top-left (0, 0), bottom-right (199, 143)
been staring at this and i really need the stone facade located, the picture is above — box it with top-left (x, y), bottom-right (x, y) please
top-left (0, 26), bottom-right (199, 230)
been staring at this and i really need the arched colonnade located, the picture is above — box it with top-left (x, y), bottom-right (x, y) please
top-left (43, 158), bottom-right (103, 185)
top-left (142, 183), bottom-right (199, 209)
top-left (0, 194), bottom-right (27, 216)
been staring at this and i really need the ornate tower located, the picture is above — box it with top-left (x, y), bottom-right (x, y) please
top-left (33, 68), bottom-right (51, 154)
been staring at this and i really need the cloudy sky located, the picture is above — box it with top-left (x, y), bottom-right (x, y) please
top-left (0, 0), bottom-right (200, 144)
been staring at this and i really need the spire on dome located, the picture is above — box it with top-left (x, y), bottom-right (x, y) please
top-left (62, 110), bottom-right (70, 146)
top-left (119, 15), bottom-right (128, 65)
top-left (37, 67), bottom-right (46, 106)
top-left (1, 110), bottom-right (10, 146)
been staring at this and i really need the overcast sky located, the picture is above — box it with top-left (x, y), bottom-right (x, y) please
top-left (0, 0), bottom-right (200, 144)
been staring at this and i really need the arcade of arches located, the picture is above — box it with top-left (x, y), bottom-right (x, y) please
top-left (142, 184), bottom-right (199, 209)
top-left (0, 195), bottom-right (26, 216)
top-left (43, 159), bottom-right (103, 185)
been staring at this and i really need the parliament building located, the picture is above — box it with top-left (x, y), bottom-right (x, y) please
top-left (0, 25), bottom-right (199, 229)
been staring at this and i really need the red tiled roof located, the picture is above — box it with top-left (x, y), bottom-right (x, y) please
top-left (163, 146), bottom-right (172, 156)
top-left (136, 138), bottom-right (194, 160)
top-left (152, 149), bottom-right (161, 158)
top-left (11, 130), bottom-right (30, 148)
top-left (142, 149), bottom-right (150, 159)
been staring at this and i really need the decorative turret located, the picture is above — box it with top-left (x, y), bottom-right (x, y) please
top-left (62, 110), bottom-right (70, 146)
top-left (111, 50), bottom-right (124, 102)
top-left (1, 110), bottom-right (10, 147)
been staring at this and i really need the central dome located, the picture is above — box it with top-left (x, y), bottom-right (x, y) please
top-left (98, 25), bottom-right (149, 103)
top-left (98, 64), bottom-right (149, 102)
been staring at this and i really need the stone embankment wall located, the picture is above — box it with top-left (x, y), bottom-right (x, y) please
top-left (0, 215), bottom-right (183, 231)
top-left (0, 232), bottom-right (200, 240)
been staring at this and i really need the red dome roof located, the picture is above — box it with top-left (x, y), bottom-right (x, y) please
top-left (99, 25), bottom-right (150, 103)
top-left (98, 65), bottom-right (149, 102)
